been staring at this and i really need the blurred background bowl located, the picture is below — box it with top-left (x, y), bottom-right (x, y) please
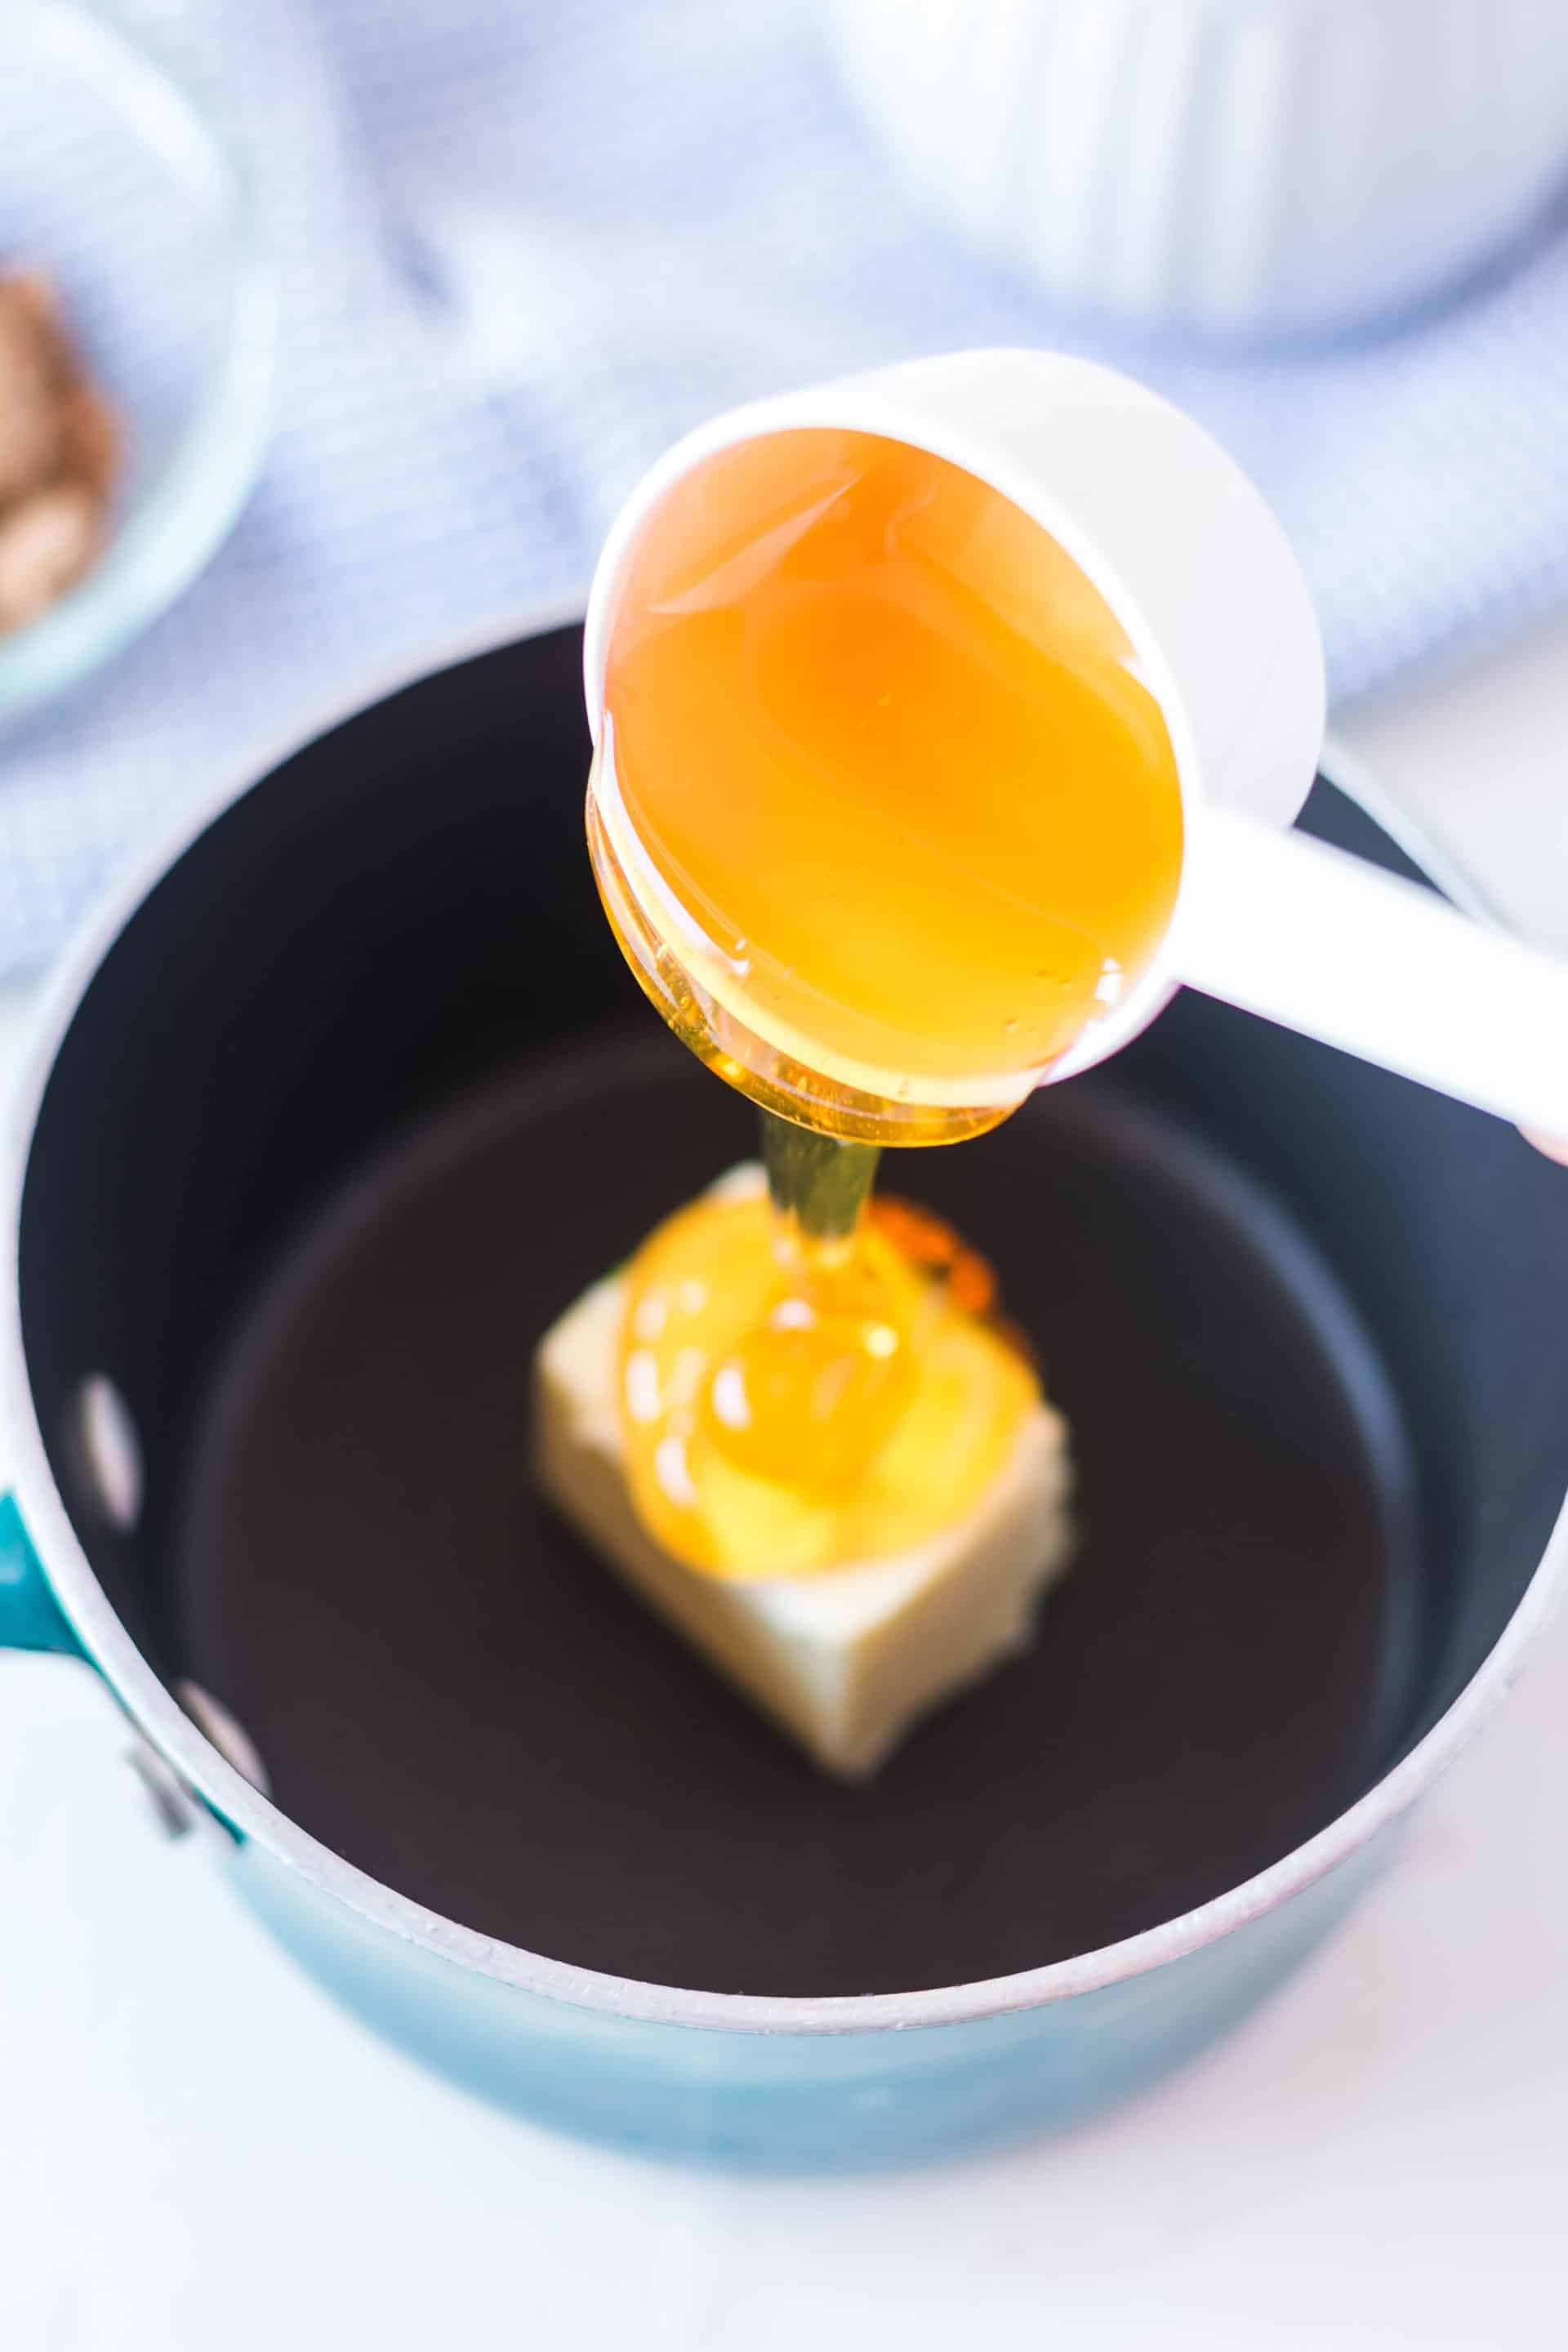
top-left (0, 1), bottom-right (276, 722)
top-left (819, 0), bottom-right (1568, 344)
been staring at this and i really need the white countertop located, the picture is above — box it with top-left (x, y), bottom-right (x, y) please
top-left (3, 623), bottom-right (1568, 2350)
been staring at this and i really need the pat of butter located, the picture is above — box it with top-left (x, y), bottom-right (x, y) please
top-left (533, 1268), bottom-right (1074, 1780)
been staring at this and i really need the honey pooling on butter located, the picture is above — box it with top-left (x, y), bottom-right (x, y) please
top-left (617, 1161), bottom-right (1038, 1579)
top-left (590, 430), bottom-right (1182, 1579)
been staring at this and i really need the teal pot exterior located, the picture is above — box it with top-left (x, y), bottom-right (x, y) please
top-left (226, 1831), bottom-right (1388, 2171)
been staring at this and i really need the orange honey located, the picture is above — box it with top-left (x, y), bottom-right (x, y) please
top-left (592, 427), bottom-right (1183, 1146)
top-left (590, 430), bottom-right (1183, 1576)
top-left (617, 1174), bottom-right (1038, 1579)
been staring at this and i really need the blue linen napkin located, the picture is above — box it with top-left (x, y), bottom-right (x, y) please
top-left (4, 0), bottom-right (1567, 977)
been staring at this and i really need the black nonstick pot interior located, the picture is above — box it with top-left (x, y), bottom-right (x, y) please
top-left (19, 623), bottom-right (1568, 1998)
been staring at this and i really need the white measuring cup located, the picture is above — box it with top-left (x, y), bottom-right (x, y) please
top-left (584, 350), bottom-right (1568, 1138)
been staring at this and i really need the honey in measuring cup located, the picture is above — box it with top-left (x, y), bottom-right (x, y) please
top-left (587, 429), bottom-right (1184, 1579)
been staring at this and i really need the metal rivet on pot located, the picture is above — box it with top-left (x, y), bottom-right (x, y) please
top-left (70, 1373), bottom-right (144, 1533)
top-left (123, 1737), bottom-right (202, 1842)
top-left (179, 1680), bottom-right (270, 1796)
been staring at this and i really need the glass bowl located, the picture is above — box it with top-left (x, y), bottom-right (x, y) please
top-left (0, 2), bottom-right (277, 720)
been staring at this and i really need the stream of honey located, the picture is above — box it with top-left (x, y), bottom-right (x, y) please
top-left (587, 429), bottom-right (1183, 1577)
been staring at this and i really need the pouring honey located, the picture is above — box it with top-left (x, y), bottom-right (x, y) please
top-left (590, 428), bottom-right (1183, 1145)
top-left (586, 426), bottom-right (1184, 1580)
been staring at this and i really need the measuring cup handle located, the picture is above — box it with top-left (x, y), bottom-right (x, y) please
top-left (1174, 806), bottom-right (1568, 1142)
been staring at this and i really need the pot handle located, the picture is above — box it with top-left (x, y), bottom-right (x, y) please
top-left (0, 1493), bottom-right (81, 1655)
top-left (0, 1489), bottom-right (243, 1846)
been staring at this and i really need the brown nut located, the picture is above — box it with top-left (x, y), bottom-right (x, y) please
top-left (0, 275), bottom-right (65, 506)
top-left (60, 383), bottom-right (120, 500)
top-left (0, 482), bottom-right (102, 633)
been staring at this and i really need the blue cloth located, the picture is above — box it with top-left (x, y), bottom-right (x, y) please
top-left (4, 0), bottom-right (1568, 976)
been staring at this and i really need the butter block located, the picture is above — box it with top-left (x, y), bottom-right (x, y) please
top-left (533, 1270), bottom-right (1074, 1780)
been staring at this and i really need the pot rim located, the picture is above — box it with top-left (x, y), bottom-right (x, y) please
top-left (3, 600), bottom-right (1563, 2038)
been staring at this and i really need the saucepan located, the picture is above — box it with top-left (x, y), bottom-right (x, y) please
top-left (2, 608), bottom-right (1565, 2172)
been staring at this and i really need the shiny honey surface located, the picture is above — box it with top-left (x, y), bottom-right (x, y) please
top-left (591, 429), bottom-right (1178, 1576)
top-left (593, 426), bottom-right (1183, 1144)
top-left (617, 1174), bottom-right (1038, 1579)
